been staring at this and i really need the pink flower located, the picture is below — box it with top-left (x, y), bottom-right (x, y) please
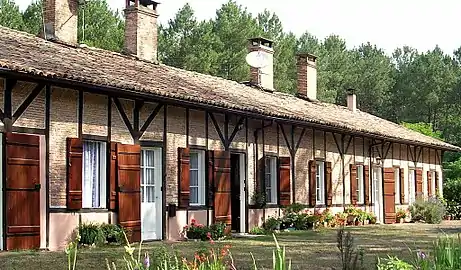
top-left (207, 232), bottom-right (212, 239)
top-left (191, 219), bottom-right (196, 225)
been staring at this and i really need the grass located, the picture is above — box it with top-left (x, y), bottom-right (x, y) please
top-left (1, 222), bottom-right (461, 270)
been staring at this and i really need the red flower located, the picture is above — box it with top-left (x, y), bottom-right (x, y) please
top-left (191, 218), bottom-right (196, 225)
top-left (207, 232), bottom-right (212, 239)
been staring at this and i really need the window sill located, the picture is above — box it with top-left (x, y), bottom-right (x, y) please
top-left (49, 208), bottom-right (110, 213)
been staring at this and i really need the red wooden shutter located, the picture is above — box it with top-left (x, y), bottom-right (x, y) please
top-left (435, 171), bottom-right (439, 196)
top-left (117, 144), bottom-right (141, 243)
top-left (415, 169), bottom-right (423, 198)
top-left (278, 157), bottom-right (291, 206)
top-left (350, 164), bottom-right (357, 205)
top-left (308, 160), bottom-right (316, 207)
top-left (325, 162), bottom-right (333, 207)
top-left (427, 171), bottom-right (432, 197)
top-left (109, 142), bottom-right (117, 210)
top-left (383, 168), bottom-right (396, 224)
top-left (5, 133), bottom-right (41, 250)
top-left (67, 137), bottom-right (83, 210)
top-left (364, 165), bottom-right (370, 205)
top-left (400, 168), bottom-right (405, 204)
top-left (213, 151), bottom-right (232, 229)
top-left (178, 148), bottom-right (190, 208)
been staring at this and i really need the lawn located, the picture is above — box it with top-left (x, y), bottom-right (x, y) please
top-left (1, 222), bottom-right (461, 270)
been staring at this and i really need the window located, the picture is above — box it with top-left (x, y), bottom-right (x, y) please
top-left (356, 165), bottom-right (364, 204)
top-left (430, 171), bottom-right (436, 196)
top-left (265, 156), bottom-right (277, 204)
top-left (82, 140), bottom-right (107, 208)
top-left (409, 169), bottom-right (415, 204)
top-left (189, 150), bottom-right (205, 206)
top-left (141, 148), bottom-right (161, 203)
top-left (395, 168), bottom-right (400, 204)
top-left (316, 161), bottom-right (325, 204)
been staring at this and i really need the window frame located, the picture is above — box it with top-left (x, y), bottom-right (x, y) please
top-left (140, 147), bottom-right (162, 204)
top-left (82, 139), bottom-right (107, 209)
top-left (316, 161), bottom-right (325, 205)
top-left (408, 169), bottom-right (416, 204)
top-left (189, 149), bottom-right (206, 206)
top-left (264, 156), bottom-right (278, 205)
top-left (356, 164), bottom-right (364, 204)
top-left (395, 167), bottom-right (400, 204)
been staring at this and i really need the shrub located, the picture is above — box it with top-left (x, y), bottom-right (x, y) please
top-left (443, 177), bottom-right (461, 219)
top-left (396, 209), bottom-right (407, 220)
top-left (100, 224), bottom-right (125, 244)
top-left (409, 197), bottom-right (446, 224)
top-left (376, 256), bottom-right (414, 270)
top-left (263, 216), bottom-right (281, 232)
top-left (183, 219), bottom-right (228, 241)
top-left (209, 222), bottom-right (226, 240)
top-left (78, 223), bottom-right (105, 246)
top-left (252, 191), bottom-right (267, 208)
top-left (249, 226), bottom-right (266, 235)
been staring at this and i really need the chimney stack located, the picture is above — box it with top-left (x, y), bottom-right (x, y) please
top-left (248, 37), bottom-right (274, 90)
top-left (347, 89), bottom-right (357, 112)
top-left (124, 0), bottom-right (159, 62)
top-left (43, 0), bottom-right (79, 43)
top-left (296, 53), bottom-right (317, 101)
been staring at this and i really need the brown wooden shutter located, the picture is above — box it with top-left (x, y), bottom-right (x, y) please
top-left (427, 171), bottom-right (432, 197)
top-left (117, 144), bottom-right (141, 243)
top-left (308, 160), bottom-right (316, 207)
top-left (400, 168), bottom-right (405, 204)
top-left (67, 137), bottom-right (83, 210)
top-left (5, 133), bottom-right (41, 250)
top-left (213, 151), bottom-right (232, 229)
top-left (109, 142), bottom-right (117, 210)
top-left (278, 157), bottom-right (291, 206)
top-left (383, 168), bottom-right (396, 224)
top-left (364, 165), bottom-right (370, 205)
top-left (435, 171), bottom-right (439, 196)
top-left (415, 169), bottom-right (423, 198)
top-left (257, 157), bottom-right (265, 193)
top-left (325, 162), bottom-right (333, 207)
top-left (207, 151), bottom-right (214, 207)
top-left (178, 147), bottom-right (190, 208)
top-left (350, 164), bottom-right (357, 205)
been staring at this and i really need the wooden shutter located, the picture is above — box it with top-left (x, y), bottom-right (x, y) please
top-left (109, 142), bottom-right (117, 210)
top-left (427, 171), bottom-right (432, 197)
top-left (117, 144), bottom-right (141, 243)
top-left (350, 164), bottom-right (357, 205)
top-left (213, 151), bottom-right (232, 229)
top-left (383, 168), bottom-right (396, 224)
top-left (278, 157), bottom-right (291, 206)
top-left (5, 133), bottom-right (41, 250)
top-left (308, 160), bottom-right (316, 207)
top-left (178, 148), bottom-right (190, 208)
top-left (415, 169), bottom-right (423, 198)
top-left (67, 137), bottom-right (83, 210)
top-left (400, 168), bottom-right (405, 204)
top-left (207, 151), bottom-right (214, 207)
top-left (325, 162), bottom-right (333, 207)
top-left (364, 165), bottom-right (370, 205)
top-left (435, 171), bottom-right (439, 196)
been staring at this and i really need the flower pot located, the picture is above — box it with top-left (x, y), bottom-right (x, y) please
top-left (323, 222), bottom-right (328, 227)
top-left (364, 220), bottom-right (369, 225)
top-left (347, 215), bottom-right (356, 225)
top-left (399, 218), bottom-right (404, 224)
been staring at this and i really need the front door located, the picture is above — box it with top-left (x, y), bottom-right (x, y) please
top-left (140, 148), bottom-right (163, 240)
top-left (372, 167), bottom-right (383, 223)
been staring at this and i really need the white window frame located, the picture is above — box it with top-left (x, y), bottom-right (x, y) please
top-left (356, 165), bottom-right (364, 204)
top-left (395, 168), bottom-right (400, 204)
top-left (316, 161), bottom-right (325, 204)
top-left (408, 169), bottom-right (415, 204)
top-left (189, 150), bottom-right (205, 206)
top-left (430, 170), bottom-right (436, 197)
top-left (141, 148), bottom-right (161, 203)
top-left (82, 140), bottom-right (107, 209)
top-left (265, 156), bottom-right (277, 204)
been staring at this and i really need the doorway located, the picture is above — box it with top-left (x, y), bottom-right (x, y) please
top-left (230, 153), bottom-right (246, 232)
top-left (372, 166), bottom-right (383, 223)
top-left (140, 148), bottom-right (163, 240)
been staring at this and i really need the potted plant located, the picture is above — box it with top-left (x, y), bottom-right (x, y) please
top-left (251, 191), bottom-right (267, 209)
top-left (344, 205), bottom-right (358, 225)
top-left (368, 213), bottom-right (377, 224)
top-left (396, 209), bottom-right (407, 223)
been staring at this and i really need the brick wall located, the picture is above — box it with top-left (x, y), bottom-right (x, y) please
top-left (12, 81), bottom-right (45, 129)
top-left (124, 6), bottom-right (158, 62)
top-left (82, 93), bottom-right (107, 137)
top-left (43, 0), bottom-right (78, 43)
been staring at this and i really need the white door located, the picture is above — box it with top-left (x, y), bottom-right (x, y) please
top-left (372, 167), bottom-right (383, 223)
top-left (141, 148), bottom-right (162, 240)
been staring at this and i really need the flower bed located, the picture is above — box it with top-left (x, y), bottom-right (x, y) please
top-left (182, 219), bottom-right (227, 241)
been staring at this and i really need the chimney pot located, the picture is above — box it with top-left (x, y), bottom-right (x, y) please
top-left (296, 52), bottom-right (317, 101)
top-left (248, 37), bottom-right (274, 90)
top-left (42, 0), bottom-right (79, 44)
top-left (347, 89), bottom-right (357, 112)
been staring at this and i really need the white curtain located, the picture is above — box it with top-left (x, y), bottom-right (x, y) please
top-left (83, 141), bottom-right (106, 208)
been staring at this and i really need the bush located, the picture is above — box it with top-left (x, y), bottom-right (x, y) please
top-left (376, 256), bottom-right (413, 270)
top-left (78, 223), bottom-right (105, 246)
top-left (100, 224), bottom-right (125, 244)
top-left (263, 216), bottom-right (281, 231)
top-left (209, 222), bottom-right (226, 240)
top-left (443, 177), bottom-right (461, 219)
top-left (409, 197), bottom-right (446, 224)
top-left (183, 219), bottom-right (227, 241)
top-left (249, 226), bottom-right (266, 235)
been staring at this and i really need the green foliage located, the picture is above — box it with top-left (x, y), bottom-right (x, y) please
top-left (99, 223), bottom-right (125, 244)
top-left (336, 227), bottom-right (365, 270)
top-left (183, 219), bottom-right (227, 241)
top-left (251, 191), bottom-right (267, 208)
top-left (271, 234), bottom-right (292, 270)
top-left (402, 122), bottom-right (443, 140)
top-left (0, 0), bottom-right (24, 31)
top-left (78, 223), bottom-right (125, 246)
top-left (376, 256), bottom-right (414, 270)
top-left (263, 216), bottom-right (281, 232)
top-left (409, 197), bottom-right (446, 224)
top-left (22, 0), bottom-right (42, 35)
top-left (249, 226), bottom-right (266, 235)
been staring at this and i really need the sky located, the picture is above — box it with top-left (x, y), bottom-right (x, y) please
top-left (17, 0), bottom-right (461, 55)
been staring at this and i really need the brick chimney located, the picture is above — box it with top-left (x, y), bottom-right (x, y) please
top-left (124, 0), bottom-right (159, 62)
top-left (347, 89), bottom-right (357, 112)
top-left (296, 53), bottom-right (317, 101)
top-left (248, 37), bottom-right (274, 90)
top-left (43, 0), bottom-right (79, 43)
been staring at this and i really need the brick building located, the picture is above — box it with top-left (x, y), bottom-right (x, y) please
top-left (0, 0), bottom-right (459, 251)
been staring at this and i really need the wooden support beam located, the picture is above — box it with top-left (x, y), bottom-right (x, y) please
top-left (12, 83), bottom-right (45, 124)
top-left (383, 142), bottom-right (393, 160)
top-left (294, 127), bottom-right (306, 153)
top-left (208, 112), bottom-right (227, 149)
top-left (139, 103), bottom-right (163, 136)
top-left (279, 123), bottom-right (293, 154)
top-left (227, 116), bottom-right (245, 147)
top-left (113, 97), bottom-right (135, 139)
top-left (4, 78), bottom-right (16, 130)
top-left (416, 146), bottom-right (423, 164)
top-left (333, 133), bottom-right (343, 155)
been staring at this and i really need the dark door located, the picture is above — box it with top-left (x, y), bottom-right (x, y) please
top-left (5, 132), bottom-right (40, 250)
top-left (230, 154), bottom-right (240, 232)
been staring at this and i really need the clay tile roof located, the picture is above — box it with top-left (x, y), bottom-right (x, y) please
top-left (0, 26), bottom-right (459, 151)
